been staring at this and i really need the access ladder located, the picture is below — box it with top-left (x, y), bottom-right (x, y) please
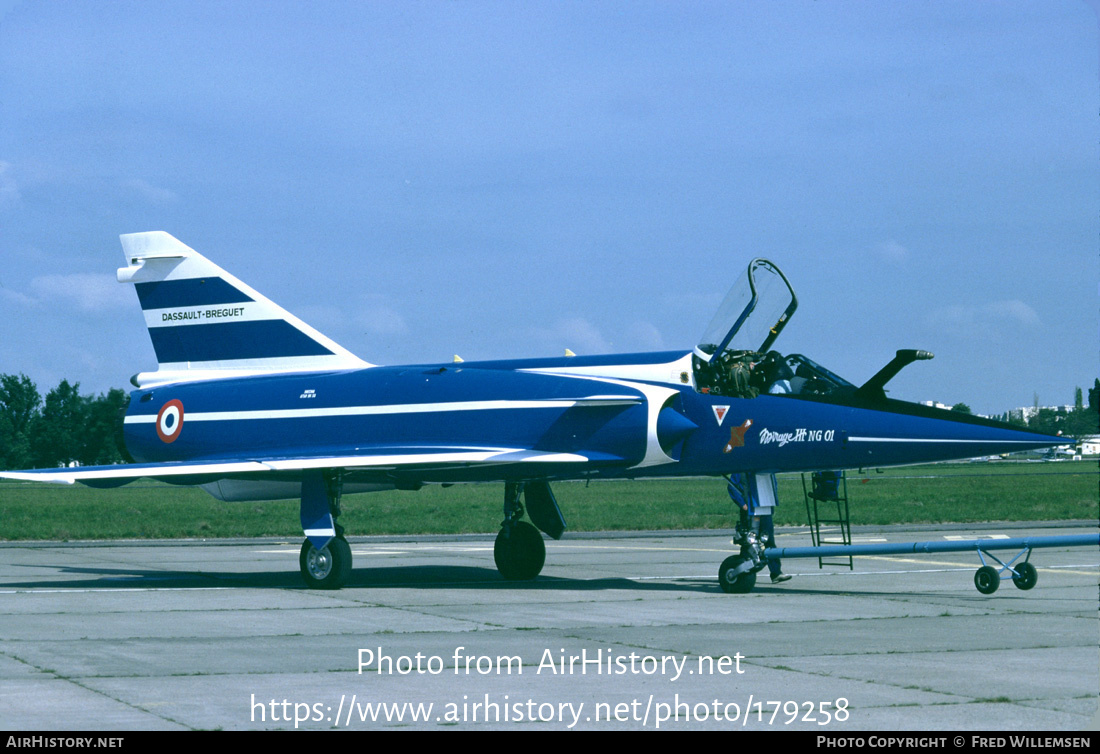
top-left (801, 470), bottom-right (853, 569)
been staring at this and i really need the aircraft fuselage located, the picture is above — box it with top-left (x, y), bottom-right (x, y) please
top-left (122, 349), bottom-right (1062, 489)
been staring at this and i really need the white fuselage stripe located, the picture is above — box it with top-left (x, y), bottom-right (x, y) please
top-left (848, 437), bottom-right (1049, 444)
top-left (125, 399), bottom-right (604, 424)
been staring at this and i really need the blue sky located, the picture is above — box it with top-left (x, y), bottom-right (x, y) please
top-left (0, 1), bottom-right (1096, 416)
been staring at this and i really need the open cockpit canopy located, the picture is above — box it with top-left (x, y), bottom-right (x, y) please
top-left (694, 258), bottom-right (797, 363)
top-left (692, 259), bottom-right (857, 398)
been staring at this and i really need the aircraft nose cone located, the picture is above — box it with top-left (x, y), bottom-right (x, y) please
top-left (844, 409), bottom-right (1069, 467)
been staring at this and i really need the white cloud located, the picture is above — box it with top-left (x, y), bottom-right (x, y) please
top-left (626, 320), bottom-right (665, 350)
top-left (29, 273), bottom-right (131, 313)
top-left (121, 178), bottom-right (179, 206)
top-left (358, 305), bottom-right (409, 337)
top-left (531, 317), bottom-right (611, 356)
top-left (984, 300), bottom-right (1042, 327)
top-left (0, 161), bottom-right (21, 209)
top-left (925, 299), bottom-right (1041, 340)
top-left (0, 282), bottom-right (35, 307)
top-left (875, 240), bottom-right (909, 263)
top-left (296, 298), bottom-right (409, 353)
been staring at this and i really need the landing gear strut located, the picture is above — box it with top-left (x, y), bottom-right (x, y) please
top-left (298, 470), bottom-right (352, 589)
top-left (718, 474), bottom-right (769, 594)
top-left (719, 527), bottom-right (767, 593)
top-left (494, 482), bottom-right (546, 580)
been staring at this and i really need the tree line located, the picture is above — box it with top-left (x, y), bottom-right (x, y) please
top-left (1, 373), bottom-right (1097, 470)
top-left (992, 379), bottom-right (1100, 441)
top-left (0, 374), bottom-right (130, 470)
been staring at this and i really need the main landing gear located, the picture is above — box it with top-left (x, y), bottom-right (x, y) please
top-left (494, 482), bottom-right (546, 580)
top-left (493, 481), bottom-right (567, 581)
top-left (298, 470), bottom-right (353, 589)
top-left (300, 525), bottom-right (352, 590)
top-left (293, 475), bottom-right (565, 588)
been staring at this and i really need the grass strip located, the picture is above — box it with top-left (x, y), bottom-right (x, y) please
top-left (0, 461), bottom-right (1095, 541)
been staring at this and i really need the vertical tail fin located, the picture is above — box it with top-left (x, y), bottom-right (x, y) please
top-left (118, 232), bottom-right (369, 387)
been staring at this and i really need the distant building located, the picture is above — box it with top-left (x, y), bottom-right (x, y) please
top-left (1007, 405), bottom-right (1077, 423)
top-left (1009, 406), bottom-right (1040, 423)
top-left (1076, 435), bottom-right (1100, 456)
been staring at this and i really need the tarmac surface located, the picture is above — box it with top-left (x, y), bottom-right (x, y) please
top-left (0, 522), bottom-right (1096, 731)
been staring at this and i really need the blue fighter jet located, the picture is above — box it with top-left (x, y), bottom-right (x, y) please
top-left (1, 232), bottom-right (1067, 591)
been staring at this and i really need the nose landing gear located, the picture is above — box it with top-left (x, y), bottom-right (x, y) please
top-left (718, 526), bottom-right (767, 594)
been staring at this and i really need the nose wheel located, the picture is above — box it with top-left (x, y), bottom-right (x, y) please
top-left (718, 555), bottom-right (757, 594)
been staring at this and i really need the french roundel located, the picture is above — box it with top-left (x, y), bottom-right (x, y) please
top-left (156, 400), bottom-right (185, 443)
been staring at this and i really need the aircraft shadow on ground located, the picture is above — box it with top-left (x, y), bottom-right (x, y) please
top-left (0, 562), bottom-right (824, 595)
top-left (9, 563), bottom-right (1021, 599)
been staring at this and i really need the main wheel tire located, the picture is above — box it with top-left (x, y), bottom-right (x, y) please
top-left (494, 521), bottom-right (546, 580)
top-left (974, 565), bottom-right (999, 595)
top-left (1012, 561), bottom-right (1038, 591)
top-left (300, 536), bottom-right (352, 589)
top-left (719, 555), bottom-right (757, 594)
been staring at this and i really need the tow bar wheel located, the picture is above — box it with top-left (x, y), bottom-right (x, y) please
top-left (1012, 561), bottom-right (1038, 590)
top-left (973, 565), bottom-right (999, 595)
